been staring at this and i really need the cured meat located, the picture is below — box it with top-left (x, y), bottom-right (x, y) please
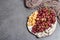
top-left (24, 0), bottom-right (42, 8)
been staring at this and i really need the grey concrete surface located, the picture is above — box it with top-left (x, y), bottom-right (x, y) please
top-left (0, 0), bottom-right (60, 40)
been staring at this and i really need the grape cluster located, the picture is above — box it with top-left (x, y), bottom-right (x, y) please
top-left (32, 7), bottom-right (56, 33)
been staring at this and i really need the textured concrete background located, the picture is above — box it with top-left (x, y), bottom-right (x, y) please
top-left (0, 0), bottom-right (60, 40)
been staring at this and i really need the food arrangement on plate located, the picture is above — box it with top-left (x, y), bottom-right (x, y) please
top-left (24, 0), bottom-right (60, 38)
top-left (27, 7), bottom-right (57, 38)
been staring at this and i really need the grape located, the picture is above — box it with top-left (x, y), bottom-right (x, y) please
top-left (32, 7), bottom-right (56, 33)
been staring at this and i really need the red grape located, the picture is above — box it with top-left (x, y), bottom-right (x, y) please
top-left (32, 7), bottom-right (56, 33)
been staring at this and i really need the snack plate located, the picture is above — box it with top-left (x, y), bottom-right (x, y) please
top-left (0, 0), bottom-right (60, 40)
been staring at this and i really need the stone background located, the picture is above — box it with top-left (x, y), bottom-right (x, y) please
top-left (0, 0), bottom-right (60, 40)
